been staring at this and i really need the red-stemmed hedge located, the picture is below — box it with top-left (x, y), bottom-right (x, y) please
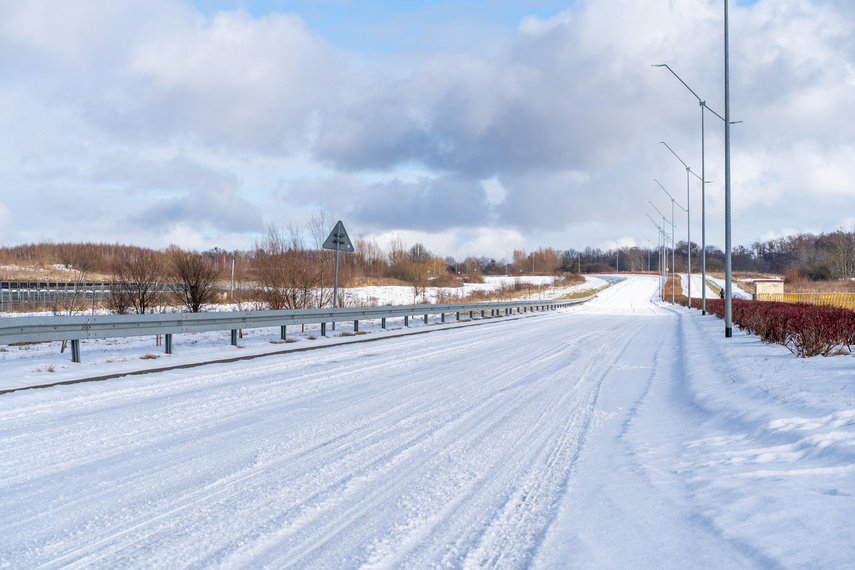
top-left (691, 298), bottom-right (855, 357)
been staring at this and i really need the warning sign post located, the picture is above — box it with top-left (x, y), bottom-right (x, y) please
top-left (322, 221), bottom-right (354, 330)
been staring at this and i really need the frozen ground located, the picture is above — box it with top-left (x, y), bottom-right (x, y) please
top-left (1, 275), bottom-right (854, 568)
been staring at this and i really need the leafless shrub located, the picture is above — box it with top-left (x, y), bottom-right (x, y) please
top-left (108, 248), bottom-right (164, 314)
top-left (167, 245), bottom-right (222, 313)
top-left (252, 225), bottom-right (316, 310)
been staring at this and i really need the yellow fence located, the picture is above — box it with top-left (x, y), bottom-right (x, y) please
top-left (759, 293), bottom-right (855, 311)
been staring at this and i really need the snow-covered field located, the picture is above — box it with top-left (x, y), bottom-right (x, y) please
top-left (0, 275), bottom-right (606, 393)
top-left (1, 275), bottom-right (854, 568)
top-left (344, 275), bottom-right (569, 306)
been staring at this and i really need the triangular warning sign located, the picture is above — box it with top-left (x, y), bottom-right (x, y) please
top-left (322, 221), bottom-right (354, 252)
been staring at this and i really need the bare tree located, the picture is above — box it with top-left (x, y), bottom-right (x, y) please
top-left (408, 243), bottom-right (430, 264)
top-left (108, 248), bottom-right (164, 314)
top-left (167, 246), bottom-right (222, 313)
top-left (354, 236), bottom-right (385, 278)
top-left (105, 282), bottom-right (134, 314)
top-left (52, 249), bottom-right (97, 353)
top-left (252, 225), bottom-right (316, 310)
top-left (307, 211), bottom-right (335, 308)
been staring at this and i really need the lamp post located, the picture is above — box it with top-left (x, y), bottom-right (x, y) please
top-left (651, 181), bottom-right (684, 304)
top-left (724, 0), bottom-right (734, 337)
top-left (646, 216), bottom-right (666, 298)
top-left (659, 141), bottom-right (703, 305)
top-left (652, 65), bottom-right (725, 315)
top-left (642, 233), bottom-right (652, 274)
top-left (610, 239), bottom-right (620, 273)
top-left (647, 204), bottom-right (671, 301)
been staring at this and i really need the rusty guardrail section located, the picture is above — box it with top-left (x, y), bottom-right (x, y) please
top-left (759, 293), bottom-right (855, 311)
top-left (1, 297), bottom-right (592, 362)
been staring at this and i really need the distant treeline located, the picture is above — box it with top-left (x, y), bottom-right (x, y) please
top-left (562, 230), bottom-right (855, 280)
top-left (2, 229), bottom-right (854, 288)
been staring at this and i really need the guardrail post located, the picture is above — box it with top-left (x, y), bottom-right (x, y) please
top-left (404, 316), bottom-right (409, 327)
top-left (321, 322), bottom-right (327, 336)
top-left (469, 310), bottom-right (473, 319)
top-left (424, 314), bottom-right (428, 324)
top-left (71, 339), bottom-right (80, 363)
top-left (354, 320), bottom-right (359, 332)
top-left (456, 311), bottom-right (460, 321)
top-left (165, 334), bottom-right (173, 355)
top-left (281, 325), bottom-right (287, 340)
top-left (381, 318), bottom-right (386, 329)
top-left (231, 329), bottom-right (238, 346)
top-left (481, 310), bottom-right (485, 317)
top-left (441, 313), bottom-right (445, 323)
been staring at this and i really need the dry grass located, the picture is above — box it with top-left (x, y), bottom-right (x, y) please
top-left (706, 271), bottom-right (855, 295)
top-left (707, 271), bottom-right (780, 281)
top-left (429, 273), bottom-right (465, 288)
top-left (459, 275), bottom-right (579, 303)
top-left (346, 276), bottom-right (414, 288)
top-left (663, 274), bottom-right (683, 299)
top-left (1, 265), bottom-right (112, 282)
top-left (785, 280), bottom-right (855, 294)
top-left (558, 284), bottom-right (609, 300)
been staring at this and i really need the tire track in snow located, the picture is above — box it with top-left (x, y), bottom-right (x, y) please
top-left (5, 315), bottom-right (582, 567)
top-left (1, 281), bottom-right (665, 569)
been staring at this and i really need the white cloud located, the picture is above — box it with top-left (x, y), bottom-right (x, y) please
top-left (0, 0), bottom-right (854, 256)
top-left (0, 203), bottom-right (10, 237)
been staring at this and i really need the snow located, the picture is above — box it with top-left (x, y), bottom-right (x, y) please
top-left (0, 276), bottom-right (608, 393)
top-left (344, 275), bottom-right (566, 306)
top-left (1, 275), bottom-right (854, 568)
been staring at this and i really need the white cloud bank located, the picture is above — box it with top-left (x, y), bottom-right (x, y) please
top-left (0, 0), bottom-right (853, 258)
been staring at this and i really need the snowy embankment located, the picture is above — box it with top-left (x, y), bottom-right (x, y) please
top-left (0, 275), bottom-right (606, 393)
top-left (345, 275), bottom-right (567, 306)
top-left (681, 272), bottom-right (752, 300)
top-left (1, 275), bottom-right (853, 568)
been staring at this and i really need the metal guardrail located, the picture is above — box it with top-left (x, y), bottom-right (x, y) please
top-left (0, 297), bottom-right (590, 362)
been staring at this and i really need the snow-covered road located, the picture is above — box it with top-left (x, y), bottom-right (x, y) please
top-left (2, 276), bottom-right (853, 568)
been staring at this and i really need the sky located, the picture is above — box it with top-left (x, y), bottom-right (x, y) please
top-left (1, 0), bottom-right (852, 261)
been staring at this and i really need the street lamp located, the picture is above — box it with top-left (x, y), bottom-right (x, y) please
top-left (651, 181), bottom-right (685, 304)
top-left (659, 141), bottom-right (703, 305)
top-left (647, 203), bottom-right (671, 301)
top-left (610, 237), bottom-right (621, 273)
top-left (642, 233), bottom-right (652, 274)
top-left (724, 0), bottom-right (734, 338)
top-left (646, 216), bottom-right (666, 298)
top-left (652, 64), bottom-right (726, 316)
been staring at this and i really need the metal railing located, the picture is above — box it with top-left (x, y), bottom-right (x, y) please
top-left (0, 281), bottom-right (114, 312)
top-left (759, 292), bottom-right (855, 311)
top-left (0, 297), bottom-right (591, 362)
